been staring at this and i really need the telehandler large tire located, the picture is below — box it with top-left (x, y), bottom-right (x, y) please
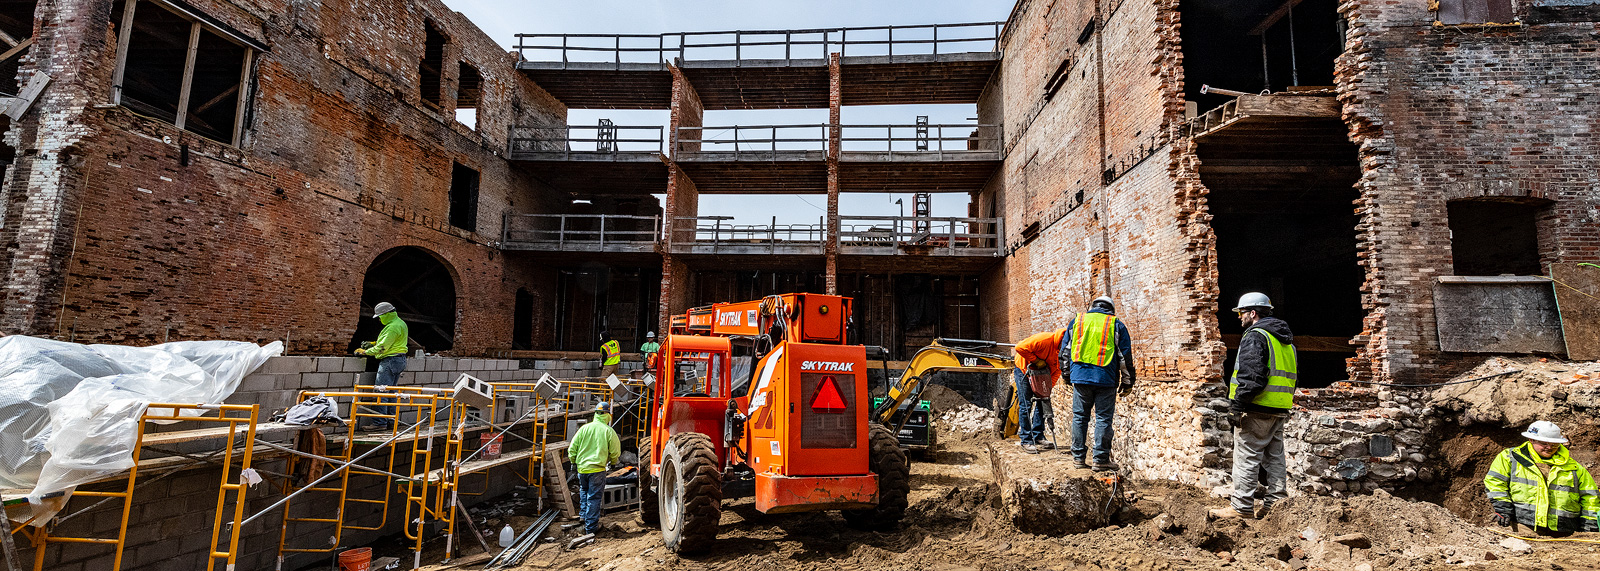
top-left (638, 441), bottom-right (659, 526)
top-left (659, 432), bottom-right (721, 553)
top-left (842, 425), bottom-right (910, 530)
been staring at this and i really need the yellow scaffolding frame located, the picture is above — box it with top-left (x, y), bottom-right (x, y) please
top-left (9, 403), bottom-right (260, 571)
top-left (267, 375), bottom-right (652, 569)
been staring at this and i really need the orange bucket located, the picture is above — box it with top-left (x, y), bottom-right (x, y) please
top-left (338, 547), bottom-right (372, 571)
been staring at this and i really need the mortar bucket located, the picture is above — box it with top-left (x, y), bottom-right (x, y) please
top-left (338, 548), bottom-right (372, 571)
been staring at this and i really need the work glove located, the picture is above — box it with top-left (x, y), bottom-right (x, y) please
top-left (1491, 512), bottom-right (1511, 527)
top-left (354, 348), bottom-right (366, 355)
top-left (1492, 502), bottom-right (1515, 527)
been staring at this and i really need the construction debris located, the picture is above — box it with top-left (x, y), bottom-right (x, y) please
top-left (986, 441), bottom-right (1118, 535)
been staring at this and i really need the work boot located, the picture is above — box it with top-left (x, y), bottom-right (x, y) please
top-left (1208, 507), bottom-right (1254, 520)
top-left (1023, 443), bottom-right (1039, 454)
top-left (1072, 458), bottom-right (1090, 470)
top-left (1256, 502), bottom-right (1273, 519)
top-left (1091, 460), bottom-right (1119, 472)
top-left (1038, 441), bottom-right (1056, 451)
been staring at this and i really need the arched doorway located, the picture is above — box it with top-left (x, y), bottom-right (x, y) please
top-left (349, 246), bottom-right (458, 352)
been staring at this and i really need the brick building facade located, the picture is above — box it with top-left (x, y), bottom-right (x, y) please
top-left (983, 0), bottom-right (1599, 486)
top-left (1, 0), bottom-right (1594, 490)
top-left (0, 0), bottom-right (571, 355)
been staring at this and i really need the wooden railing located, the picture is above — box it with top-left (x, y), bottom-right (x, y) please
top-left (837, 215), bottom-right (1002, 255)
top-left (508, 124), bottom-right (665, 157)
top-left (501, 214), bottom-right (660, 251)
top-left (514, 22), bottom-right (1005, 67)
top-left (674, 123), bottom-right (1002, 157)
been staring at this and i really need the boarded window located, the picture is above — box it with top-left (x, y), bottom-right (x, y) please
top-left (1448, 200), bottom-right (1542, 276)
top-left (455, 61), bottom-right (481, 129)
top-left (449, 162), bottom-right (479, 231)
top-left (1437, 0), bottom-right (1516, 24)
top-left (420, 22), bottom-right (446, 107)
top-left (113, 1), bottom-right (255, 144)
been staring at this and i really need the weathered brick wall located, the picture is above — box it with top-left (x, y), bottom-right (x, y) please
top-left (984, 0), bottom-right (1222, 485)
top-left (0, 0), bottom-right (570, 355)
top-left (1337, 1), bottom-right (1600, 382)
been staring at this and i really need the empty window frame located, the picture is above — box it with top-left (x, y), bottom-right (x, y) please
top-left (112, 0), bottom-right (256, 145)
top-left (1447, 199), bottom-right (1543, 276)
top-left (420, 22), bottom-right (447, 107)
top-left (1436, 0), bottom-right (1516, 25)
top-left (449, 162), bottom-right (479, 231)
top-left (455, 61), bottom-right (481, 129)
top-left (0, 0), bottom-right (38, 96)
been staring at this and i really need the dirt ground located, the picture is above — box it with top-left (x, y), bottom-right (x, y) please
top-left (409, 400), bottom-right (1600, 571)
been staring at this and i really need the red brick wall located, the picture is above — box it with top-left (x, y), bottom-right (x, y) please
top-left (1337, 0), bottom-right (1600, 382)
top-left (0, 0), bottom-right (570, 355)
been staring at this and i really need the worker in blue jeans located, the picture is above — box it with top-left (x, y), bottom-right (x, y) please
top-left (355, 302), bottom-right (408, 430)
top-left (1059, 297), bottom-right (1135, 471)
top-left (570, 401), bottom-right (620, 535)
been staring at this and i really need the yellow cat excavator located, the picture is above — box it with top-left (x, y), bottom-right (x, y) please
top-left (866, 338), bottom-right (1022, 447)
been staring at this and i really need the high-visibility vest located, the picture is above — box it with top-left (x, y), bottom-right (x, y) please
top-left (601, 340), bottom-right (621, 366)
top-left (1484, 442), bottom-right (1600, 532)
top-left (1228, 328), bottom-right (1297, 409)
top-left (1068, 313), bottom-right (1118, 367)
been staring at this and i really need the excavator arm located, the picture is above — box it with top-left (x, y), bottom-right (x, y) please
top-left (871, 338), bottom-right (1016, 438)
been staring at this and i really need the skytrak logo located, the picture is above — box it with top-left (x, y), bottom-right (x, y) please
top-left (800, 361), bottom-right (854, 372)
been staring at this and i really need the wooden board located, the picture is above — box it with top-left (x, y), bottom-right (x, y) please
top-left (1236, 94), bottom-right (1341, 118)
top-left (1433, 277), bottom-right (1565, 354)
top-left (1551, 263), bottom-right (1600, 360)
top-left (544, 445), bottom-right (576, 517)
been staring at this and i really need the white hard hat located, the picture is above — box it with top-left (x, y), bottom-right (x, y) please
top-left (646, 331), bottom-right (656, 339)
top-left (372, 302), bottom-right (396, 318)
top-left (1092, 296), bottom-right (1114, 310)
top-left (1232, 292), bottom-right (1273, 312)
top-left (1522, 420), bottom-right (1568, 444)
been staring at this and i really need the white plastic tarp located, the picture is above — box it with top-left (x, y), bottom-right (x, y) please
top-left (0, 335), bottom-right (281, 524)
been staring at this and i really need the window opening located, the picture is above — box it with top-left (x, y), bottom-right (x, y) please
top-left (455, 61), bottom-right (481, 129)
top-left (1447, 200), bottom-right (1542, 276)
top-left (1436, 0), bottom-right (1515, 25)
top-left (672, 352), bottom-right (724, 397)
top-left (513, 287), bottom-right (533, 350)
top-left (448, 162), bottom-right (479, 231)
top-left (112, 0), bottom-right (254, 145)
top-left (420, 22), bottom-right (446, 107)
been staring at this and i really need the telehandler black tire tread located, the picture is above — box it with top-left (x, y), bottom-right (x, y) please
top-left (843, 425), bottom-right (910, 530)
top-left (661, 432), bottom-right (722, 554)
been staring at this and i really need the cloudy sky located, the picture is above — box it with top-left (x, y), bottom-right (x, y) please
top-left (441, 0), bottom-right (1015, 225)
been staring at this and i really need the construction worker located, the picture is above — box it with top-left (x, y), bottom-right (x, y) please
top-left (1058, 296), bottom-right (1135, 471)
top-left (1484, 420), bottom-right (1599, 535)
top-left (1013, 327), bottom-right (1066, 453)
top-left (570, 401), bottom-right (621, 536)
top-left (354, 301), bottom-right (408, 430)
top-left (1211, 292), bottom-right (1296, 520)
top-left (599, 331), bottom-right (621, 379)
top-left (640, 331), bottom-right (661, 375)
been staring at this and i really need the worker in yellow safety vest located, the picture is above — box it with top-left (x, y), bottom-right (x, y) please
top-left (1057, 296), bottom-right (1135, 471)
top-left (1485, 420), bottom-right (1599, 535)
top-left (599, 331), bottom-right (621, 379)
top-left (1212, 292), bottom-right (1297, 521)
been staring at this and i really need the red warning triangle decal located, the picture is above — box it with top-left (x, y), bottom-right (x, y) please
top-left (810, 376), bottom-right (848, 413)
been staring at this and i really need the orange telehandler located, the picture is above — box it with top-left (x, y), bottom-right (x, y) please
top-left (636, 293), bottom-right (1020, 553)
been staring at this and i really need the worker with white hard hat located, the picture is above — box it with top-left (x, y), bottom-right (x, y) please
top-left (1058, 296), bottom-right (1136, 471)
top-left (354, 301), bottom-right (409, 431)
top-left (1484, 420), bottom-right (1599, 535)
top-left (1212, 292), bottom-right (1298, 520)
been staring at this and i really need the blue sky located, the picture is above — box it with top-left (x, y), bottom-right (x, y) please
top-left (442, 0), bottom-right (1015, 225)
